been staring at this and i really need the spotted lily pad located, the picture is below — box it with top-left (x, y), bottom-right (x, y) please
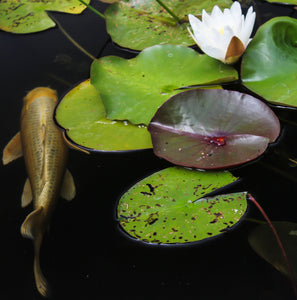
top-left (105, 0), bottom-right (233, 50)
top-left (241, 17), bottom-right (297, 108)
top-left (118, 166), bottom-right (248, 244)
top-left (55, 79), bottom-right (152, 152)
top-left (0, 0), bottom-right (90, 33)
top-left (91, 45), bottom-right (238, 125)
top-left (248, 221), bottom-right (297, 282)
top-left (148, 89), bottom-right (280, 169)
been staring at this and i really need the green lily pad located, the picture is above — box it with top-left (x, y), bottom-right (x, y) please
top-left (100, 0), bottom-right (119, 3)
top-left (55, 79), bottom-right (152, 152)
top-left (265, 0), bottom-right (296, 4)
top-left (91, 45), bottom-right (238, 125)
top-left (118, 166), bottom-right (248, 244)
top-left (0, 0), bottom-right (90, 33)
top-left (248, 221), bottom-right (297, 282)
top-left (241, 17), bottom-right (297, 108)
top-left (105, 0), bottom-right (233, 51)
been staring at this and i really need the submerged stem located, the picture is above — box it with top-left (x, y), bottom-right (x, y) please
top-left (48, 13), bottom-right (97, 61)
top-left (78, 0), bottom-right (106, 20)
top-left (258, 161), bottom-right (297, 184)
top-left (155, 0), bottom-right (181, 24)
top-left (248, 194), bottom-right (297, 298)
top-left (244, 217), bottom-right (266, 225)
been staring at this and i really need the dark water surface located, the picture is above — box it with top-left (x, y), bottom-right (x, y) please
top-left (1, 1), bottom-right (297, 299)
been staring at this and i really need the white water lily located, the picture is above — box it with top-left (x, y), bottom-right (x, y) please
top-left (188, 1), bottom-right (256, 64)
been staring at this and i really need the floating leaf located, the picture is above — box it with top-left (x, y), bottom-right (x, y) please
top-left (105, 0), bottom-right (233, 51)
top-left (248, 221), bottom-right (297, 282)
top-left (99, 0), bottom-right (120, 3)
top-left (241, 17), bottom-right (297, 108)
top-left (0, 0), bottom-right (90, 33)
top-left (55, 79), bottom-right (152, 152)
top-left (265, 0), bottom-right (296, 4)
top-left (118, 167), bottom-right (248, 244)
top-left (148, 89), bottom-right (280, 169)
top-left (91, 45), bottom-right (238, 125)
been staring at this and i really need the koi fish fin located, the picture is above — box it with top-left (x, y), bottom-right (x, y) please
top-left (21, 182), bottom-right (49, 238)
top-left (60, 169), bottom-right (76, 201)
top-left (34, 234), bottom-right (50, 298)
top-left (21, 206), bottom-right (44, 239)
top-left (2, 132), bottom-right (23, 165)
top-left (20, 206), bottom-right (50, 297)
top-left (22, 178), bottom-right (33, 208)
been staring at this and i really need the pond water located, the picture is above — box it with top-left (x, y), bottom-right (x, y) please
top-left (1, 1), bottom-right (297, 299)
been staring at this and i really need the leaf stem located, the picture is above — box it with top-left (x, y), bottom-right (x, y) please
top-left (48, 12), bottom-right (97, 61)
top-left (248, 194), bottom-right (297, 298)
top-left (78, 0), bottom-right (106, 20)
top-left (155, 0), bottom-right (181, 24)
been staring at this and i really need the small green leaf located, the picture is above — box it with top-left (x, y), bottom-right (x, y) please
top-left (0, 0), bottom-right (90, 33)
top-left (249, 221), bottom-right (297, 282)
top-left (105, 0), bottom-right (233, 50)
top-left (241, 17), bottom-right (297, 108)
top-left (91, 45), bottom-right (238, 125)
top-left (55, 79), bottom-right (152, 152)
top-left (265, 0), bottom-right (296, 4)
top-left (118, 167), bottom-right (248, 244)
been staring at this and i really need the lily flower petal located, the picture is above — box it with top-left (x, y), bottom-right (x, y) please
top-left (230, 1), bottom-right (242, 18)
top-left (188, 1), bottom-right (256, 64)
top-left (201, 9), bottom-right (214, 28)
top-left (211, 5), bottom-right (224, 20)
top-left (240, 7), bottom-right (256, 45)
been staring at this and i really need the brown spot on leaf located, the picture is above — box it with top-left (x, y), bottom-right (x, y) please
top-left (145, 212), bottom-right (159, 225)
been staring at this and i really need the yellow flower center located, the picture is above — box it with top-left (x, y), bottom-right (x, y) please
top-left (219, 27), bottom-right (224, 35)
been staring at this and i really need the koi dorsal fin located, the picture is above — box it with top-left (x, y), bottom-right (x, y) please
top-left (60, 169), bottom-right (76, 201)
top-left (2, 132), bottom-right (23, 165)
top-left (22, 178), bottom-right (33, 208)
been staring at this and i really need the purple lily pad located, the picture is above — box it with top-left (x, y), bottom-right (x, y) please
top-left (148, 89), bottom-right (280, 169)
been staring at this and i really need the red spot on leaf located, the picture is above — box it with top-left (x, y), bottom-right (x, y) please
top-left (206, 136), bottom-right (227, 146)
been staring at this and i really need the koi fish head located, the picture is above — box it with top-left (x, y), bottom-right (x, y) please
top-left (23, 87), bottom-right (58, 108)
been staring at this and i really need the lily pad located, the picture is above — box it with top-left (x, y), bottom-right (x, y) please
top-left (148, 89), bottom-right (280, 169)
top-left (265, 0), bottom-right (297, 4)
top-left (55, 79), bottom-right (152, 152)
top-left (0, 0), bottom-right (90, 33)
top-left (105, 0), bottom-right (233, 50)
top-left (91, 45), bottom-right (238, 125)
top-left (118, 166), bottom-right (248, 244)
top-left (100, 0), bottom-right (119, 3)
top-left (248, 221), bottom-right (297, 282)
top-left (241, 17), bottom-right (297, 108)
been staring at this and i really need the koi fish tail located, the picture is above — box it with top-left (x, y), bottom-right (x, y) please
top-left (34, 233), bottom-right (49, 297)
top-left (21, 205), bottom-right (50, 297)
